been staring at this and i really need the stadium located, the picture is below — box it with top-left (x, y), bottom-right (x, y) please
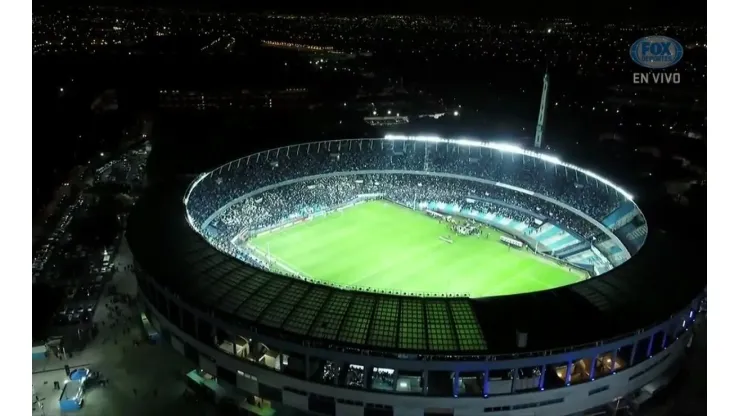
top-left (128, 135), bottom-right (706, 416)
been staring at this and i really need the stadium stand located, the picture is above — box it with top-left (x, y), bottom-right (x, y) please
top-left (183, 139), bottom-right (638, 274)
top-left (185, 139), bottom-right (626, 230)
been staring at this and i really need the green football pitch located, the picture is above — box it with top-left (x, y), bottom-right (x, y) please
top-left (247, 201), bottom-right (585, 298)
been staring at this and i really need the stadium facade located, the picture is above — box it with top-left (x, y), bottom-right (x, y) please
top-left (128, 136), bottom-right (706, 416)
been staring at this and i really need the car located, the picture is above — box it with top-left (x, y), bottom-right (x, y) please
top-left (67, 313), bottom-right (80, 324)
top-left (53, 313), bottom-right (68, 326)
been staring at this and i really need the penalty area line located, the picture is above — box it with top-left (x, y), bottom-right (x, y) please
top-left (246, 244), bottom-right (313, 280)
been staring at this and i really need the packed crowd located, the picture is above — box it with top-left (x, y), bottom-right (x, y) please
top-left (450, 219), bottom-right (482, 237)
top-left (215, 176), bottom-right (359, 236)
top-left (206, 174), bottom-right (604, 243)
top-left (185, 140), bottom-right (625, 227)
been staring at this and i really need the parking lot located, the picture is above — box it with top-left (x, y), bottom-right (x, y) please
top-left (34, 145), bottom-right (149, 342)
top-left (50, 247), bottom-right (115, 328)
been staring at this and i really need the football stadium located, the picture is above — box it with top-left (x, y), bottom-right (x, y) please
top-left (128, 136), bottom-right (706, 416)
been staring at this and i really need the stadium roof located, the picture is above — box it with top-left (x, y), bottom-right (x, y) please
top-left (128, 180), bottom-right (706, 356)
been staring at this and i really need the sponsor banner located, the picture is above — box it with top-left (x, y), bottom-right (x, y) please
top-left (357, 193), bottom-right (384, 199)
top-left (247, 199), bottom-right (370, 238)
top-left (500, 235), bottom-right (524, 248)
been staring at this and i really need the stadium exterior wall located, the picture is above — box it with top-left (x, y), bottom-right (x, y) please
top-left (135, 267), bottom-right (701, 416)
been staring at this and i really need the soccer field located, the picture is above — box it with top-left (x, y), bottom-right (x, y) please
top-left (247, 201), bottom-right (585, 298)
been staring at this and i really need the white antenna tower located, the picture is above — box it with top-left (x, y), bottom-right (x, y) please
top-left (534, 72), bottom-right (550, 149)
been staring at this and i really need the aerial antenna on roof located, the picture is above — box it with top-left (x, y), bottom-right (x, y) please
top-left (534, 70), bottom-right (549, 149)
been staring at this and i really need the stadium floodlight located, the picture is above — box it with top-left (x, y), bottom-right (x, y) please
top-left (385, 134), bottom-right (444, 143)
top-left (384, 134), bottom-right (633, 200)
top-left (457, 138), bottom-right (485, 148)
top-left (540, 154), bottom-right (561, 164)
top-left (492, 142), bottom-right (525, 153)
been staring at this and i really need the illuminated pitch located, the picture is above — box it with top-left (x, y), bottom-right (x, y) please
top-left (247, 201), bottom-right (586, 298)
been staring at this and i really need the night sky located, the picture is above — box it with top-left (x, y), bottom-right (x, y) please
top-left (36, 0), bottom-right (705, 22)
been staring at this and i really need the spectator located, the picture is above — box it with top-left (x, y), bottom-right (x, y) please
top-left (184, 139), bottom-right (629, 270)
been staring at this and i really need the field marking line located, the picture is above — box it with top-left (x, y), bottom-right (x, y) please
top-left (286, 212), bottom-right (394, 273)
top-left (469, 258), bottom-right (531, 295)
top-left (520, 273), bottom-right (561, 290)
top-left (249, 200), bottom-right (584, 297)
top-left (342, 239), bottom-right (447, 289)
top-left (492, 255), bottom-right (581, 294)
top-left (524, 249), bottom-right (585, 276)
top-left (301, 203), bottom-right (435, 287)
top-left (251, 202), bottom-right (395, 286)
top-left (340, 206), bottom-right (512, 294)
top-left (245, 243), bottom-right (314, 280)
top-left (253, 202), bottom-right (381, 252)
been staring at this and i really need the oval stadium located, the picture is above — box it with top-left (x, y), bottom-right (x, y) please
top-left (128, 135), bottom-right (706, 416)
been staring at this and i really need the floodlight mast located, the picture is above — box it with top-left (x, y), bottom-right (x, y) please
top-left (534, 72), bottom-right (549, 149)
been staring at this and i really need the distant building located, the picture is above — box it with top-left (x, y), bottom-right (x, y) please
top-left (158, 88), bottom-right (310, 111)
top-left (363, 116), bottom-right (410, 126)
